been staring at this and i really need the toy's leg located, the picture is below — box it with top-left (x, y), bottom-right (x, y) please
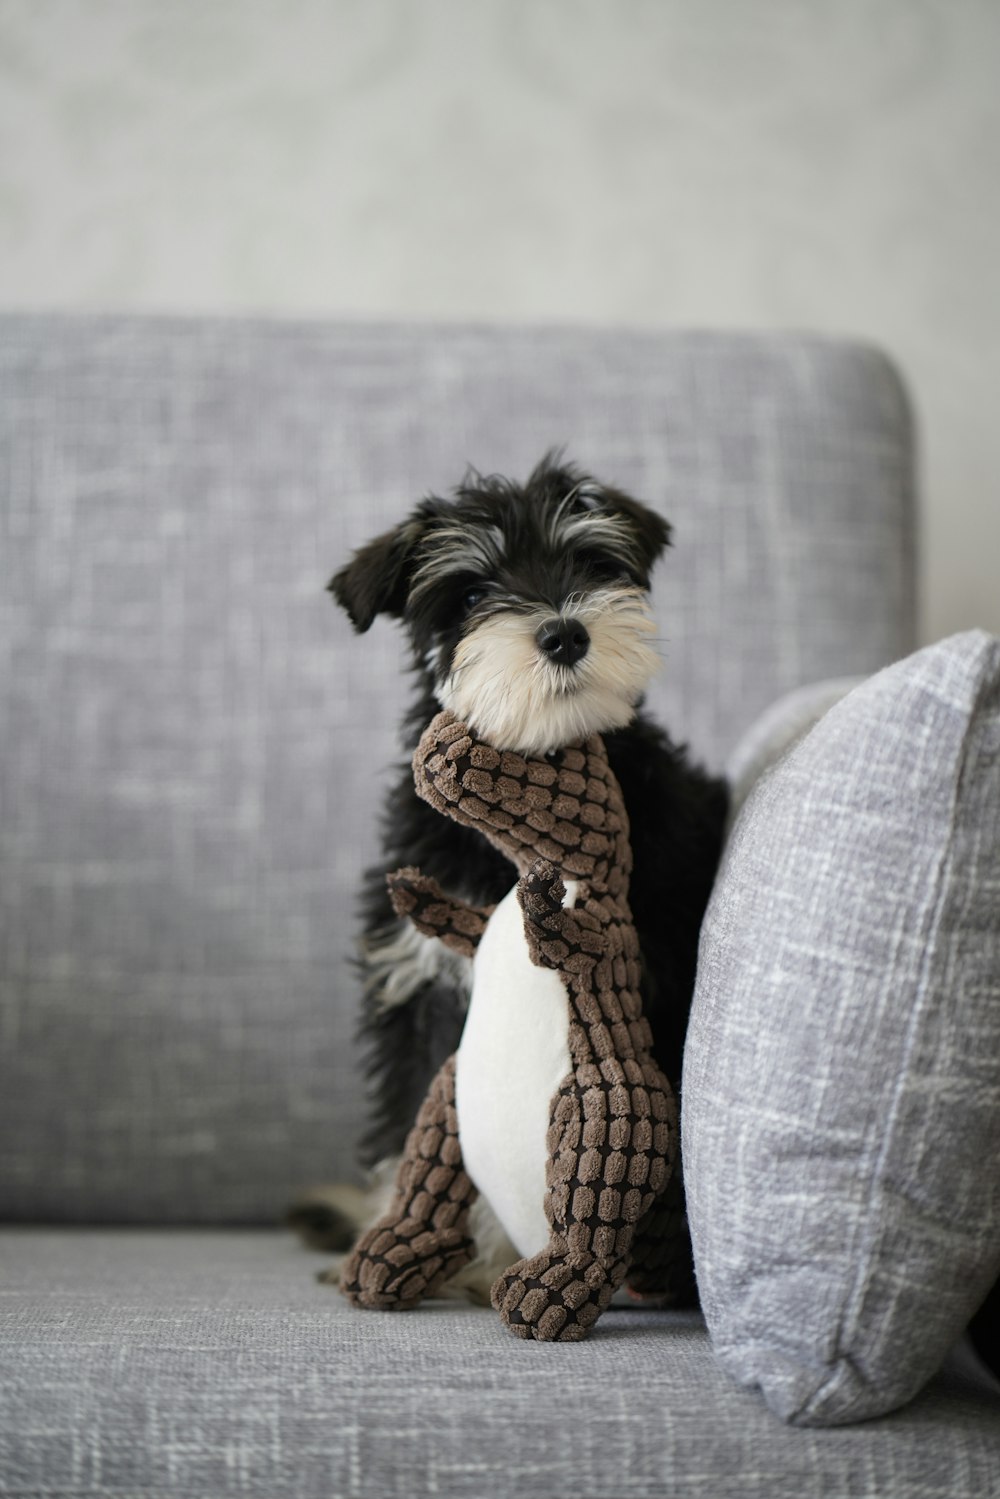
top-left (338, 1054), bottom-right (478, 1310)
top-left (386, 866), bottom-right (493, 957)
top-left (492, 1243), bottom-right (630, 1343)
top-left (491, 1074), bottom-right (662, 1342)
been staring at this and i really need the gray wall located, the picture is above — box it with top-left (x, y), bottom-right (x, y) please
top-left (1, 0), bottom-right (997, 642)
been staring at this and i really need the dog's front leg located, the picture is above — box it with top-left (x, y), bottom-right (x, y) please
top-left (335, 1053), bottom-right (478, 1310)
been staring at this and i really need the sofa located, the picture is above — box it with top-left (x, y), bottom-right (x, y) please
top-left (1, 314), bottom-right (997, 1498)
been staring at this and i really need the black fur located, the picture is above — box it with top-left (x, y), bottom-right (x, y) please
top-left (330, 454), bottom-right (728, 1165)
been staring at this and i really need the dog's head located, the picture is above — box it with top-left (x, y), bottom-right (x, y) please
top-left (330, 454), bottom-right (671, 756)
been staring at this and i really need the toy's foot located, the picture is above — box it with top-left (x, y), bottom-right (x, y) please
top-left (491, 1248), bottom-right (626, 1342)
top-left (339, 1217), bottom-right (475, 1311)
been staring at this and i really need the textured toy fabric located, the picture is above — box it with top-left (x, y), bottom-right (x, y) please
top-left (341, 712), bottom-right (678, 1341)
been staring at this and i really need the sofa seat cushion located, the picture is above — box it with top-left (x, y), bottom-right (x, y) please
top-left (0, 1230), bottom-right (997, 1498)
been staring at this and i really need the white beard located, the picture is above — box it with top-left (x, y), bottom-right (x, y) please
top-left (438, 588), bottom-right (659, 756)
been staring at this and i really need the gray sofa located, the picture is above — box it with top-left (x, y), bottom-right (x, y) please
top-left (1, 315), bottom-right (997, 1497)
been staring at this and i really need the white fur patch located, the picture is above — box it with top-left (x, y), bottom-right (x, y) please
top-left (542, 503), bottom-right (635, 557)
top-left (455, 881), bottom-right (578, 1259)
top-left (361, 919), bottom-right (473, 1012)
top-left (440, 587), bottom-right (659, 756)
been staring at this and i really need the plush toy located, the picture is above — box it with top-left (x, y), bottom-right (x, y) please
top-left (340, 711), bottom-right (678, 1341)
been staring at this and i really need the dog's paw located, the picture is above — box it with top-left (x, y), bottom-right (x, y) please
top-left (287, 1183), bottom-right (371, 1252)
top-left (315, 1256), bottom-right (348, 1286)
top-left (491, 1247), bottom-right (626, 1342)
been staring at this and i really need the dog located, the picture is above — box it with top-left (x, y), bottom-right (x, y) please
top-left (290, 454), bottom-right (728, 1302)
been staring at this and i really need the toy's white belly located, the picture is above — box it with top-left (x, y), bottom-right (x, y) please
top-left (455, 882), bottom-right (575, 1260)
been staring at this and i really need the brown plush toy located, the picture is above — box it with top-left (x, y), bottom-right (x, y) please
top-left (340, 711), bottom-right (678, 1341)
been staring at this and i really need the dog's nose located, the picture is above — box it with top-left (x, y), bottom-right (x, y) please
top-left (536, 617), bottom-right (590, 668)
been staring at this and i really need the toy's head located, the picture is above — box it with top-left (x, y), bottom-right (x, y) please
top-left (330, 454), bottom-right (670, 756)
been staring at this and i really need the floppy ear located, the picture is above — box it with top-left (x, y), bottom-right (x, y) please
top-left (603, 485), bottom-right (673, 579)
top-left (328, 519), bottom-right (424, 633)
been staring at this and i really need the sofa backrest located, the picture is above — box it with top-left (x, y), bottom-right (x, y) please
top-left (0, 315), bottom-right (916, 1223)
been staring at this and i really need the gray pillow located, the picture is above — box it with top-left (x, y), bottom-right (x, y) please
top-left (683, 631), bottom-right (1000, 1426)
top-left (724, 676), bottom-right (862, 828)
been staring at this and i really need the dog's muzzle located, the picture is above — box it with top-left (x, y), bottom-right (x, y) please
top-left (535, 617), bottom-right (590, 668)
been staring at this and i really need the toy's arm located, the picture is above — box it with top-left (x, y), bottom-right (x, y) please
top-left (387, 867), bottom-right (494, 957)
top-left (517, 858), bottom-right (610, 969)
top-left (412, 712), bottom-right (619, 884)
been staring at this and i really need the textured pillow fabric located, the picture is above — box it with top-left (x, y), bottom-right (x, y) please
top-left (724, 676), bottom-right (862, 827)
top-left (683, 631), bottom-right (1000, 1427)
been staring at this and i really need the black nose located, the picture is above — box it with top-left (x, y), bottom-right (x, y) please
top-left (536, 617), bottom-right (590, 668)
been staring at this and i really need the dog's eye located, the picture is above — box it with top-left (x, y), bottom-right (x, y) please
top-left (572, 484), bottom-right (604, 513)
top-left (462, 587), bottom-right (486, 612)
top-left (586, 557), bottom-right (628, 583)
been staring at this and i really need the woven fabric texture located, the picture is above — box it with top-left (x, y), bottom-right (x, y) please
top-left (1, 1229), bottom-right (998, 1499)
top-left (0, 314), bottom-right (916, 1223)
top-left (724, 676), bottom-right (863, 824)
top-left (684, 631), bottom-right (1000, 1426)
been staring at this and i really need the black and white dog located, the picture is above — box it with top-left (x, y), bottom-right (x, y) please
top-left (292, 455), bottom-right (728, 1295)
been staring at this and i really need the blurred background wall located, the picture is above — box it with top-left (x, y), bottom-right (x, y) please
top-left (1, 0), bottom-right (996, 642)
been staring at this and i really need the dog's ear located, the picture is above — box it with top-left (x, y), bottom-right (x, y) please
top-left (601, 485), bottom-right (673, 580)
top-left (531, 454), bottom-right (672, 581)
top-left (328, 518), bottom-right (425, 632)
